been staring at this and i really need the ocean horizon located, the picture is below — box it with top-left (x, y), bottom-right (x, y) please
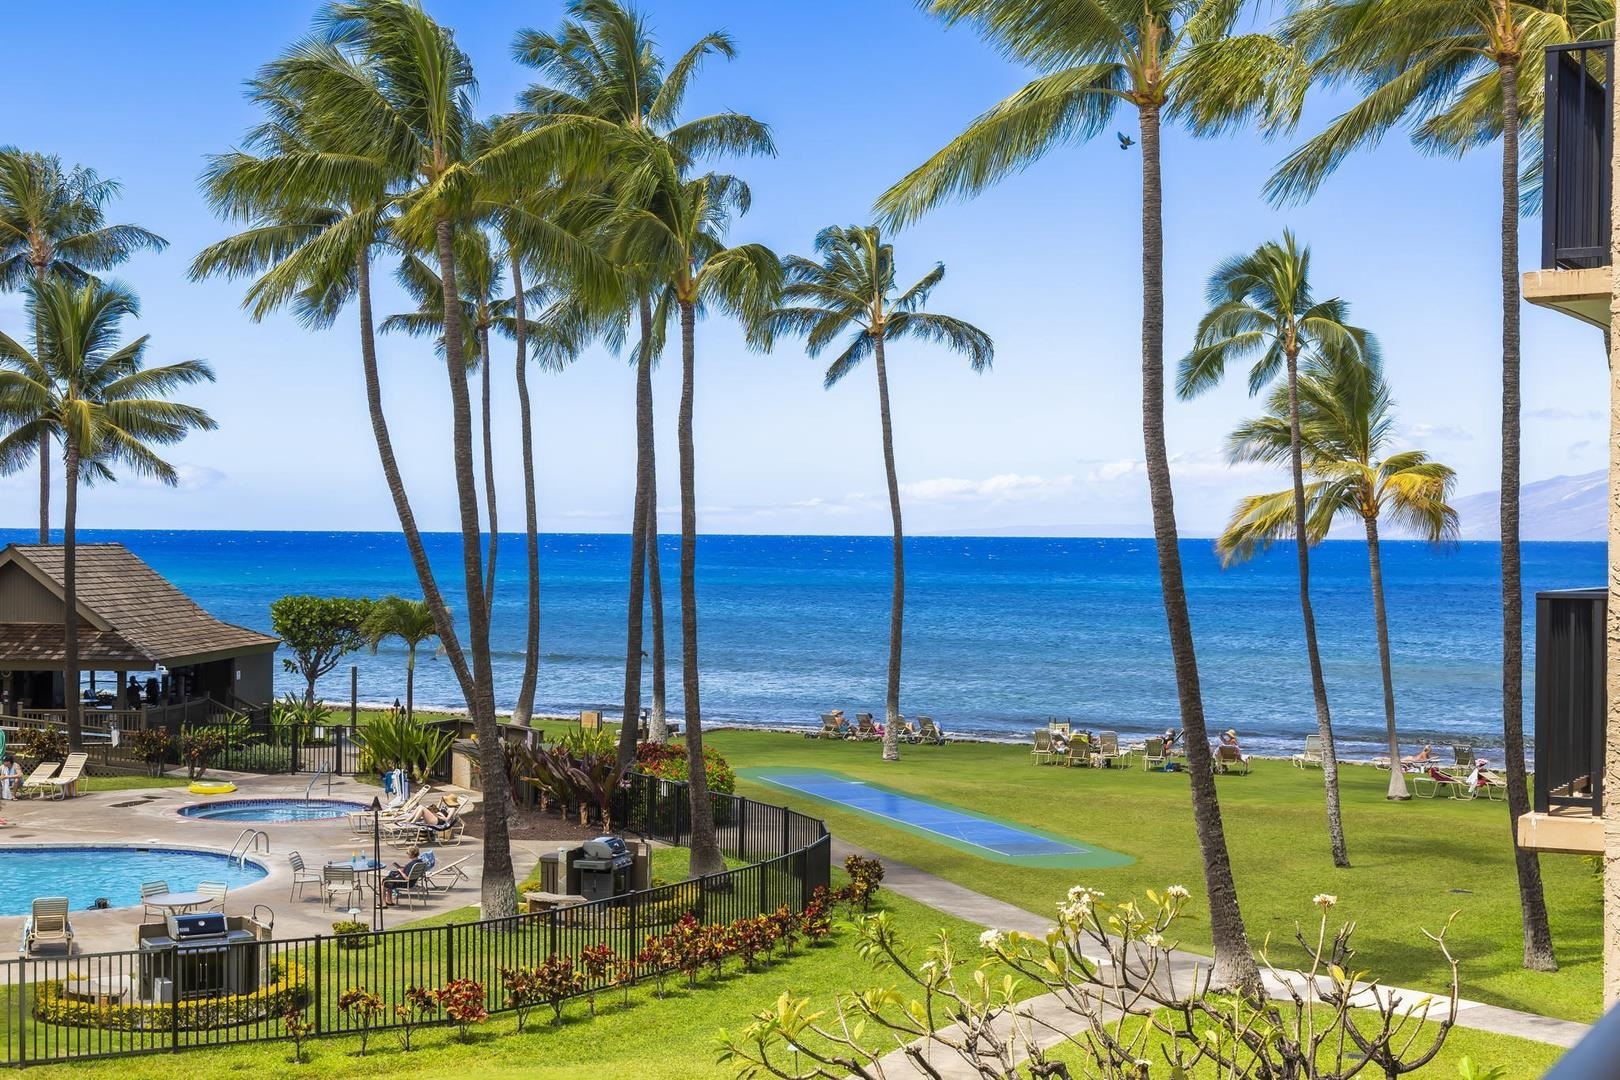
top-left (2, 528), bottom-right (1599, 761)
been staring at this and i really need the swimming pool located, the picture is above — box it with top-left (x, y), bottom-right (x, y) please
top-left (178, 798), bottom-right (368, 822)
top-left (747, 769), bottom-right (1132, 869)
top-left (0, 846), bottom-right (267, 915)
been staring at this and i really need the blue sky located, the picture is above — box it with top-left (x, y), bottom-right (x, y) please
top-left (0, 1), bottom-right (1606, 536)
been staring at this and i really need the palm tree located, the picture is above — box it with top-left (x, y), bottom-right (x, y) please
top-left (0, 280), bottom-right (214, 749)
top-left (875, 0), bottom-right (1305, 996)
top-left (768, 225), bottom-right (992, 763)
top-left (0, 149), bottom-right (168, 541)
top-left (1220, 346), bottom-right (1457, 801)
top-left (363, 596), bottom-right (440, 723)
top-left (610, 160), bottom-right (781, 877)
top-left (1264, 0), bottom-right (1611, 976)
top-left (514, 0), bottom-right (774, 764)
top-left (1177, 231), bottom-right (1365, 867)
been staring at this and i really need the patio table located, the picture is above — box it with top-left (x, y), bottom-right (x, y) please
top-left (146, 891), bottom-right (210, 914)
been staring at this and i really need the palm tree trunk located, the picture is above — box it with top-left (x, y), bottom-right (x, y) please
top-left (1498, 61), bottom-right (1556, 972)
top-left (1284, 348), bottom-right (1349, 866)
top-left (643, 292), bottom-right (668, 745)
top-left (32, 262), bottom-right (49, 545)
top-left (678, 297), bottom-right (724, 878)
top-left (479, 324), bottom-right (499, 608)
top-left (1364, 514), bottom-right (1408, 800)
top-left (619, 300), bottom-right (653, 767)
top-left (405, 643), bottom-right (416, 725)
top-left (433, 216), bottom-right (516, 918)
top-left (511, 259), bottom-right (540, 728)
top-left (62, 435), bottom-right (81, 750)
top-left (872, 334), bottom-right (903, 763)
top-left (354, 252), bottom-right (474, 696)
top-left (1137, 102), bottom-right (1260, 997)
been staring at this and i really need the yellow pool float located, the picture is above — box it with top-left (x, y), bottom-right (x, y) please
top-left (188, 781), bottom-right (237, 796)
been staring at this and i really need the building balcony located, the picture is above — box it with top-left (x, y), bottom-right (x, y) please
top-left (1522, 42), bottom-right (1613, 329)
top-left (1517, 589), bottom-right (1606, 855)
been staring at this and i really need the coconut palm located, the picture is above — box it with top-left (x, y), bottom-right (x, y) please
top-left (1264, 0), bottom-right (1611, 976)
top-left (609, 159), bottom-right (781, 877)
top-left (875, 0), bottom-right (1306, 995)
top-left (0, 149), bottom-right (168, 542)
top-left (0, 279), bottom-right (214, 749)
top-left (363, 596), bottom-right (440, 723)
top-left (1220, 345), bottom-right (1457, 801)
top-left (514, 0), bottom-right (773, 763)
top-left (767, 225), bottom-right (992, 763)
top-left (1177, 231), bottom-right (1366, 867)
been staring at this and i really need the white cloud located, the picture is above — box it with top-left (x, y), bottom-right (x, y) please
top-left (1530, 407), bottom-right (1604, 422)
top-left (899, 473), bottom-right (1076, 502)
top-left (1083, 449), bottom-right (1270, 484)
top-left (1400, 422), bottom-right (1473, 442)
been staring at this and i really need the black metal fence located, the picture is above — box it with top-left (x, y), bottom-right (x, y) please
top-left (1542, 41), bottom-right (1613, 270)
top-left (0, 772), bottom-right (831, 1067)
top-left (1533, 588), bottom-right (1606, 815)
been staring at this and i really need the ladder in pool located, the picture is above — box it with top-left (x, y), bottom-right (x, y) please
top-left (229, 828), bottom-right (270, 868)
top-left (304, 766), bottom-right (333, 801)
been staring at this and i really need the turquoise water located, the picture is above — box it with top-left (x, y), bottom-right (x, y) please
top-left (178, 799), bottom-right (367, 822)
top-left (2, 529), bottom-right (1599, 758)
top-left (0, 846), bottom-right (267, 914)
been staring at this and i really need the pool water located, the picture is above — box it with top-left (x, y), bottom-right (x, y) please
top-left (178, 798), bottom-right (367, 822)
top-left (0, 846), bottom-right (267, 915)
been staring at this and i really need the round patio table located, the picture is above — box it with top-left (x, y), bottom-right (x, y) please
top-left (146, 891), bottom-right (210, 914)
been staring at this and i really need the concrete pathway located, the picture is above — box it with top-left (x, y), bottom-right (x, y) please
top-left (830, 839), bottom-right (1587, 1077)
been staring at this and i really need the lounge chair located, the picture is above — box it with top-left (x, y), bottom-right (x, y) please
top-left (818, 713), bottom-right (844, 739)
top-left (1413, 766), bottom-right (1468, 799)
top-left (1031, 729), bottom-right (1052, 765)
top-left (18, 761), bottom-right (59, 799)
top-left (1292, 735), bottom-right (1324, 769)
top-left (1142, 737), bottom-right (1167, 771)
top-left (43, 753), bottom-right (89, 799)
top-left (323, 865), bottom-right (362, 910)
top-left (917, 716), bottom-right (946, 745)
top-left (140, 880), bottom-right (171, 921)
top-left (852, 713), bottom-right (879, 741)
top-left (1097, 731), bottom-right (1123, 768)
top-left (1472, 765), bottom-right (1507, 801)
top-left (287, 852), bottom-right (322, 902)
top-left (894, 717), bottom-right (921, 744)
top-left (1215, 744), bottom-right (1250, 775)
top-left (23, 897), bottom-right (73, 955)
top-left (1452, 746), bottom-right (1474, 769)
top-left (1048, 721), bottom-right (1070, 737)
top-left (198, 881), bottom-right (228, 912)
top-left (422, 804), bottom-right (465, 845)
top-left (424, 855), bottom-right (472, 892)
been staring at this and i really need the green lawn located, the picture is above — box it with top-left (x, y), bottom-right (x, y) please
top-left (703, 729), bottom-right (1602, 1024)
top-left (78, 775), bottom-right (188, 793)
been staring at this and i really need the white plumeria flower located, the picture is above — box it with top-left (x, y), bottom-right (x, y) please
top-left (1313, 894), bottom-right (1338, 910)
top-left (979, 929), bottom-right (1004, 950)
top-left (1141, 933), bottom-right (1164, 948)
top-left (1166, 885), bottom-right (1190, 901)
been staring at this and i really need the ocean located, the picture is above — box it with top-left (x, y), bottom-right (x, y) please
top-left (3, 529), bottom-right (1602, 759)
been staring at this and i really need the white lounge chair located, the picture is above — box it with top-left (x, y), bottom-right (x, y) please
top-left (1292, 735), bottom-right (1324, 769)
top-left (1142, 737), bottom-right (1167, 771)
top-left (44, 753), bottom-right (89, 799)
top-left (24, 897), bottom-right (73, 955)
top-left (18, 761), bottom-right (59, 799)
top-left (423, 855), bottom-right (472, 892)
top-left (1031, 729), bottom-right (1052, 765)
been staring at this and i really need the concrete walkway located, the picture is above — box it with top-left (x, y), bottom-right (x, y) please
top-left (831, 839), bottom-right (1587, 1077)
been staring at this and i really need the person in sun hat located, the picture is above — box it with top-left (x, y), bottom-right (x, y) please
top-left (1218, 728), bottom-right (1250, 767)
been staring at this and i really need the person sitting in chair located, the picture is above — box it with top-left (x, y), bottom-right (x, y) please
top-left (380, 846), bottom-right (428, 908)
top-left (1219, 729), bottom-right (1250, 767)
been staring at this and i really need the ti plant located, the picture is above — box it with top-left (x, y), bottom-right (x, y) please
top-left (719, 889), bottom-right (1461, 1080)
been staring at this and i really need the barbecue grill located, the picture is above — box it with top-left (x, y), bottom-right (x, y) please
top-left (575, 835), bottom-right (633, 901)
top-left (138, 912), bottom-right (260, 1001)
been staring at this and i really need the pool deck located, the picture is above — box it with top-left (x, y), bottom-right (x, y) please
top-left (0, 772), bottom-right (561, 955)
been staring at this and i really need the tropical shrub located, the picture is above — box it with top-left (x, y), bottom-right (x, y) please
top-left (770, 905), bottom-right (801, 956)
top-left (284, 1006), bottom-right (314, 1064)
top-left (638, 933), bottom-right (677, 998)
top-left (499, 966), bottom-right (545, 1032)
top-left (331, 920), bottom-right (370, 949)
top-left (16, 727), bottom-right (68, 769)
top-left (336, 988), bottom-right (384, 1055)
top-left (435, 979), bottom-right (487, 1041)
top-left (532, 955), bottom-right (586, 1025)
top-left (579, 943), bottom-right (616, 1016)
top-left (127, 727), bottom-right (173, 775)
top-left (511, 737), bottom-right (630, 829)
top-left (180, 727), bottom-right (229, 780)
top-left (357, 707), bottom-right (454, 781)
top-left (636, 741), bottom-right (736, 794)
top-left (393, 986), bottom-right (438, 1051)
top-left (800, 888), bottom-right (834, 943)
top-left (731, 914), bottom-right (777, 970)
top-left (842, 855), bottom-right (884, 910)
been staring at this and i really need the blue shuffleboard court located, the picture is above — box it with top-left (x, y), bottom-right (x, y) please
top-left (747, 769), bottom-right (1131, 869)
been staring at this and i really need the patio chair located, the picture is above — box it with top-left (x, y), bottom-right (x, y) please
top-left (1412, 766), bottom-right (1468, 799)
top-left (1142, 737), bottom-right (1167, 771)
top-left (140, 880), bottom-right (171, 921)
top-left (197, 881), bottom-right (228, 912)
top-left (1031, 729), bottom-right (1052, 765)
top-left (18, 761), bottom-right (59, 799)
top-left (392, 860), bottom-right (433, 910)
top-left (323, 865), bottom-right (362, 910)
top-left (43, 753), bottom-right (89, 799)
top-left (1292, 735), bottom-right (1324, 769)
top-left (287, 852), bottom-right (322, 902)
top-left (423, 855), bottom-right (472, 892)
top-left (23, 897), bottom-right (73, 955)
top-left (1214, 744), bottom-right (1250, 775)
top-left (852, 713), bottom-right (879, 741)
top-left (1097, 731), bottom-right (1124, 768)
top-left (917, 716), bottom-right (946, 745)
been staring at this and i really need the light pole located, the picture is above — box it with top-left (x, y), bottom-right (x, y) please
top-left (370, 795), bottom-right (383, 931)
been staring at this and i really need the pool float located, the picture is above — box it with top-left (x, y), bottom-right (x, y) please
top-left (188, 780), bottom-right (237, 796)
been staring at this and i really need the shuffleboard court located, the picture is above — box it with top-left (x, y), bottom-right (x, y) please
top-left (747, 768), bottom-right (1132, 869)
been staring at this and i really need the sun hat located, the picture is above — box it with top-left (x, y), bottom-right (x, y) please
top-left (1224, 729), bottom-right (1237, 737)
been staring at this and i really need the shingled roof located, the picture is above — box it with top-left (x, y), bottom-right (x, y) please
top-left (0, 544), bottom-right (278, 668)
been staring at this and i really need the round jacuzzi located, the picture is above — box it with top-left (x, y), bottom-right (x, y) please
top-left (178, 798), bottom-right (368, 823)
top-left (0, 846), bottom-right (267, 915)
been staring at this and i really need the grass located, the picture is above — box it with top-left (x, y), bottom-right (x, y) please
top-left (702, 729), bottom-right (1602, 1024)
top-left (77, 775), bottom-right (187, 793)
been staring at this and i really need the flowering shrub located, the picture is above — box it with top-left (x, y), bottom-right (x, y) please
top-left (579, 943), bottom-right (617, 1015)
top-left (434, 979), bottom-right (487, 1041)
top-left (393, 986), bottom-right (439, 1051)
top-left (635, 741), bottom-right (736, 794)
top-left (336, 988), bottom-right (384, 1055)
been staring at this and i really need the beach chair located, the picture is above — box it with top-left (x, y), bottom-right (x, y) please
top-left (1451, 746), bottom-right (1474, 769)
top-left (1413, 766), bottom-right (1468, 799)
top-left (423, 855), bottom-right (472, 893)
top-left (1031, 729), bottom-right (1052, 765)
top-left (287, 852), bottom-right (322, 901)
top-left (1472, 764), bottom-right (1507, 801)
top-left (422, 804), bottom-right (465, 845)
top-left (323, 865), bottom-right (362, 910)
top-left (916, 716), bottom-right (946, 745)
top-left (18, 761), bottom-right (59, 799)
top-left (852, 713), bottom-right (879, 741)
top-left (197, 881), bottom-right (229, 912)
top-left (818, 714), bottom-right (844, 739)
top-left (1142, 737), bottom-right (1167, 771)
top-left (1048, 720), bottom-right (1070, 737)
top-left (23, 897), bottom-right (73, 955)
top-left (1215, 745), bottom-right (1250, 775)
top-left (43, 753), bottom-right (89, 799)
top-left (1097, 731), bottom-right (1124, 768)
top-left (140, 880), bottom-right (171, 921)
top-left (1292, 735), bottom-right (1324, 769)
top-left (894, 717), bottom-right (921, 744)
